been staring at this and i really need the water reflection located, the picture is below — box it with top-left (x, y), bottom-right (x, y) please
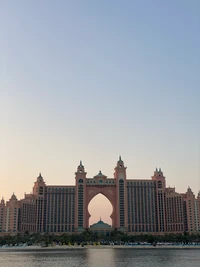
top-left (87, 248), bottom-right (115, 267)
top-left (0, 248), bottom-right (200, 267)
top-left (30, 250), bottom-right (89, 267)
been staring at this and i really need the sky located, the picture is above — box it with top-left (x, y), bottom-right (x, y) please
top-left (0, 0), bottom-right (200, 225)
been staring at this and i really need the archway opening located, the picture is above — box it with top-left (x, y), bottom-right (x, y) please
top-left (88, 193), bottom-right (112, 226)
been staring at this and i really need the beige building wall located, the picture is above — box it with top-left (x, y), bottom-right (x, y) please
top-left (196, 191), bottom-right (200, 231)
top-left (46, 186), bottom-right (75, 233)
top-left (182, 187), bottom-right (197, 233)
top-left (20, 194), bottom-right (37, 233)
top-left (165, 187), bottom-right (184, 232)
top-left (4, 194), bottom-right (20, 232)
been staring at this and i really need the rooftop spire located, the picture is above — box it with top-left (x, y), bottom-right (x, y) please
top-left (11, 193), bottom-right (17, 201)
top-left (117, 155), bottom-right (124, 164)
top-left (37, 173), bottom-right (44, 182)
top-left (77, 160), bottom-right (85, 174)
top-left (78, 160), bottom-right (84, 168)
top-left (115, 155), bottom-right (125, 170)
top-left (187, 186), bottom-right (192, 193)
top-left (1, 197), bottom-right (5, 205)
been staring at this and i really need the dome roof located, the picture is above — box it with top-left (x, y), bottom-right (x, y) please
top-left (10, 193), bottom-right (17, 201)
top-left (37, 173), bottom-right (44, 182)
top-left (90, 219), bottom-right (111, 230)
top-left (94, 170), bottom-right (107, 178)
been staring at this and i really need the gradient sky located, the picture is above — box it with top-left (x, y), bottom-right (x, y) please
top-left (0, 1), bottom-right (200, 225)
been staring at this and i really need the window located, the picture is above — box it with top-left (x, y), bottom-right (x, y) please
top-left (39, 187), bottom-right (43, 195)
top-left (157, 181), bottom-right (162, 188)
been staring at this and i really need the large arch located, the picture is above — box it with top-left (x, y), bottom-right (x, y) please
top-left (88, 193), bottom-right (112, 225)
top-left (85, 186), bottom-right (117, 229)
top-left (75, 159), bottom-right (127, 232)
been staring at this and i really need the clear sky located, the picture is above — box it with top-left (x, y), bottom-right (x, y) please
top-left (0, 0), bottom-right (200, 225)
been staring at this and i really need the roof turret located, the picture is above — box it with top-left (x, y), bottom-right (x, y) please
top-left (76, 160), bottom-right (86, 176)
top-left (37, 173), bottom-right (44, 182)
top-left (0, 197), bottom-right (5, 205)
top-left (79, 160), bottom-right (83, 168)
top-left (10, 193), bottom-right (17, 201)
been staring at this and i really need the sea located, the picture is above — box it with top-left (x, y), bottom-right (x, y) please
top-left (0, 248), bottom-right (200, 267)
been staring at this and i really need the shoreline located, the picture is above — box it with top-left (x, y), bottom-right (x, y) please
top-left (1, 245), bottom-right (200, 251)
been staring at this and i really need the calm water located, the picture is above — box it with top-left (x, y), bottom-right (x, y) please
top-left (0, 248), bottom-right (200, 267)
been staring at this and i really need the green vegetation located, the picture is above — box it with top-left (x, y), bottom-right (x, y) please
top-left (0, 231), bottom-right (200, 246)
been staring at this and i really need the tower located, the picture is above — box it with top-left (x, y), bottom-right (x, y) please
top-left (33, 173), bottom-right (46, 232)
top-left (75, 161), bottom-right (87, 231)
top-left (114, 156), bottom-right (127, 231)
top-left (0, 197), bottom-right (5, 232)
top-left (184, 187), bottom-right (196, 232)
top-left (152, 168), bottom-right (166, 232)
top-left (33, 173), bottom-right (46, 195)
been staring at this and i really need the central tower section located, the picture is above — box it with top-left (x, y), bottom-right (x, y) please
top-left (75, 157), bottom-right (127, 232)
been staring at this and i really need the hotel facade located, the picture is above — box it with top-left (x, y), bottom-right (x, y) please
top-left (0, 157), bottom-right (200, 235)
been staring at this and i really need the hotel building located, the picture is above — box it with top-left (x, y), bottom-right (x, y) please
top-left (0, 157), bottom-right (200, 235)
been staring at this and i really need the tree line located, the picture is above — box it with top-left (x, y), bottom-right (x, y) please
top-left (0, 230), bottom-right (200, 246)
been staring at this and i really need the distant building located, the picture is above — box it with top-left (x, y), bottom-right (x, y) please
top-left (0, 193), bottom-right (20, 232)
top-left (0, 157), bottom-right (200, 235)
top-left (90, 219), bottom-right (112, 236)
